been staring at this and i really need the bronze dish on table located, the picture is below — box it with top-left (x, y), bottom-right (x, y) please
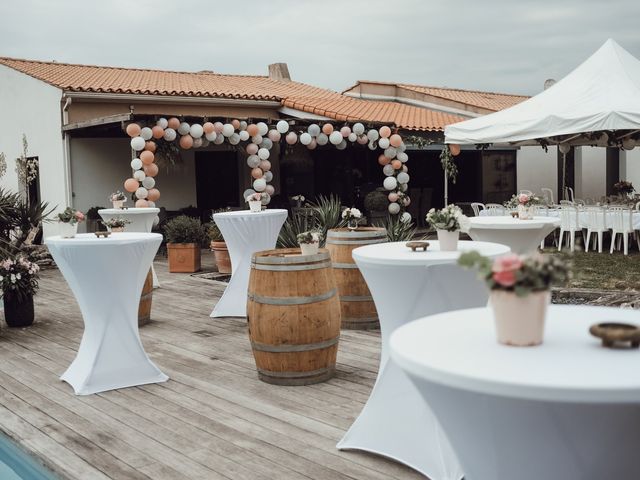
top-left (406, 241), bottom-right (429, 252)
top-left (94, 231), bottom-right (111, 238)
top-left (589, 322), bottom-right (640, 348)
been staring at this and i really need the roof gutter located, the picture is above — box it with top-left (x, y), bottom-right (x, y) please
top-left (62, 91), bottom-right (282, 108)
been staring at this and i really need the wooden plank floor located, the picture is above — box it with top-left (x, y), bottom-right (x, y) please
top-left (0, 251), bottom-right (425, 480)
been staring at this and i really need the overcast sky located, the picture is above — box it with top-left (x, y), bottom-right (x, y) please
top-left (1, 0), bottom-right (639, 96)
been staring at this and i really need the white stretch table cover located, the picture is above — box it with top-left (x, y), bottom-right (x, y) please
top-left (210, 209), bottom-right (287, 318)
top-left (480, 208), bottom-right (640, 229)
top-left (45, 233), bottom-right (168, 395)
top-left (99, 208), bottom-right (161, 288)
top-left (337, 241), bottom-right (510, 479)
top-left (468, 216), bottom-right (559, 254)
top-left (391, 305), bottom-right (640, 480)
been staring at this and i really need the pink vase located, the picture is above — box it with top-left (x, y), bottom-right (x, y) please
top-left (490, 290), bottom-right (550, 346)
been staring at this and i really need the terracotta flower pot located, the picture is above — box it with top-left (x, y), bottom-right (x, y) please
top-left (167, 243), bottom-right (201, 273)
top-left (490, 290), bottom-right (551, 346)
top-left (210, 240), bottom-right (232, 274)
top-left (437, 229), bottom-right (459, 251)
top-left (3, 294), bottom-right (34, 327)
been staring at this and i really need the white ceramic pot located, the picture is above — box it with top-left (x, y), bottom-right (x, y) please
top-left (110, 227), bottom-right (125, 233)
top-left (437, 229), bottom-right (459, 251)
top-left (299, 242), bottom-right (319, 256)
top-left (518, 204), bottom-right (532, 220)
top-left (249, 200), bottom-right (262, 213)
top-left (112, 200), bottom-right (125, 209)
top-left (490, 290), bottom-right (551, 346)
top-left (59, 222), bottom-right (78, 239)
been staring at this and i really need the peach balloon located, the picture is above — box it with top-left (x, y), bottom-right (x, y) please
top-left (124, 178), bottom-right (139, 192)
top-left (340, 126), bottom-right (351, 137)
top-left (126, 123), bottom-right (141, 137)
top-left (389, 134), bottom-right (402, 147)
top-left (392, 160), bottom-right (402, 170)
top-left (357, 135), bottom-right (368, 145)
top-left (247, 124), bottom-right (259, 137)
top-left (449, 144), bottom-right (461, 156)
top-left (259, 160), bottom-right (271, 171)
top-left (135, 199), bottom-right (150, 208)
top-left (251, 167), bottom-right (264, 179)
top-left (203, 122), bottom-right (215, 134)
top-left (143, 163), bottom-right (159, 177)
top-left (379, 126), bottom-right (391, 138)
top-left (246, 143), bottom-right (259, 155)
top-left (151, 125), bottom-right (165, 139)
top-left (268, 130), bottom-right (281, 142)
top-left (286, 132), bottom-right (298, 145)
top-left (179, 134), bottom-right (194, 149)
top-left (322, 123), bottom-right (334, 135)
top-left (146, 189), bottom-right (160, 202)
top-left (388, 192), bottom-right (399, 202)
top-left (231, 119), bottom-right (241, 129)
top-left (168, 117), bottom-right (180, 129)
top-left (145, 141), bottom-right (157, 152)
top-left (214, 122), bottom-right (224, 133)
top-left (378, 154), bottom-right (390, 166)
top-left (140, 150), bottom-right (155, 165)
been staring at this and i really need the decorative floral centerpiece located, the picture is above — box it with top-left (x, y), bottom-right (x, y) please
top-left (459, 251), bottom-right (569, 346)
top-left (342, 207), bottom-right (362, 231)
top-left (109, 190), bottom-right (127, 209)
top-left (0, 256), bottom-right (40, 327)
top-left (614, 180), bottom-right (634, 197)
top-left (426, 204), bottom-right (469, 251)
top-left (297, 230), bottom-right (322, 255)
top-left (57, 207), bottom-right (85, 238)
top-left (504, 193), bottom-right (542, 219)
top-left (292, 195), bottom-right (306, 208)
top-left (246, 192), bottom-right (263, 212)
top-left (102, 217), bottom-right (131, 232)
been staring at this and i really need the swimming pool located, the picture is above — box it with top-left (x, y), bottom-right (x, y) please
top-left (0, 433), bottom-right (58, 479)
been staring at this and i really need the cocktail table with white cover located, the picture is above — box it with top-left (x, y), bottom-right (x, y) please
top-left (337, 240), bottom-right (510, 479)
top-left (391, 305), bottom-right (640, 480)
top-left (98, 207), bottom-right (161, 287)
top-left (468, 216), bottom-right (560, 253)
top-left (210, 209), bottom-right (287, 318)
top-left (45, 233), bottom-right (168, 395)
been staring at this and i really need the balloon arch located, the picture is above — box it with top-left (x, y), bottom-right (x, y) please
top-left (123, 118), bottom-right (411, 219)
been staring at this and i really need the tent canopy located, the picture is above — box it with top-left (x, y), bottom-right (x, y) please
top-left (445, 39), bottom-right (640, 146)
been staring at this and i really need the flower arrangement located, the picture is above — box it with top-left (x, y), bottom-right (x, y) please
top-left (292, 195), bottom-right (306, 205)
top-left (57, 207), bottom-right (85, 225)
top-left (102, 217), bottom-right (131, 229)
top-left (246, 192), bottom-right (262, 202)
top-left (297, 230), bottom-right (322, 245)
top-left (341, 207), bottom-right (362, 222)
top-left (458, 251), bottom-right (569, 296)
top-left (426, 204), bottom-right (469, 232)
top-left (614, 180), bottom-right (634, 195)
top-left (0, 256), bottom-right (40, 302)
top-left (109, 190), bottom-right (127, 202)
top-left (504, 193), bottom-right (543, 209)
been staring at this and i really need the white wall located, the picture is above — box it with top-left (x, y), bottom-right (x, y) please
top-left (620, 149), bottom-right (640, 187)
top-left (0, 64), bottom-right (66, 236)
top-left (516, 146), bottom-right (557, 200)
top-left (574, 146), bottom-right (606, 201)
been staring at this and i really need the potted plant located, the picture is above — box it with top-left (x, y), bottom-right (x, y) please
top-left (364, 188), bottom-right (389, 226)
top-left (614, 180), bottom-right (634, 199)
top-left (0, 255), bottom-right (40, 327)
top-left (459, 251), bottom-right (569, 346)
top-left (297, 230), bottom-right (322, 255)
top-left (342, 207), bottom-right (362, 231)
top-left (103, 217), bottom-right (130, 233)
top-left (57, 207), bottom-right (85, 238)
top-left (426, 204), bottom-right (469, 251)
top-left (109, 190), bottom-right (127, 209)
top-left (505, 193), bottom-right (542, 219)
top-left (291, 195), bottom-right (306, 208)
top-left (163, 215), bottom-right (206, 273)
top-left (208, 210), bottom-right (231, 274)
top-left (246, 192), bottom-right (263, 213)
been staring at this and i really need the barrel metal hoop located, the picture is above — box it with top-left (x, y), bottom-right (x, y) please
top-left (340, 295), bottom-right (373, 302)
top-left (251, 337), bottom-right (339, 353)
top-left (327, 239), bottom-right (387, 245)
top-left (253, 252), bottom-right (329, 265)
top-left (248, 288), bottom-right (337, 305)
top-left (252, 261), bottom-right (332, 271)
top-left (343, 317), bottom-right (378, 322)
top-left (331, 262), bottom-right (359, 269)
top-left (327, 230), bottom-right (386, 239)
top-left (257, 366), bottom-right (334, 379)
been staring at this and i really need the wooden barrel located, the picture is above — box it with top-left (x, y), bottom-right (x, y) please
top-left (137, 269), bottom-right (153, 327)
top-left (326, 227), bottom-right (386, 330)
top-left (247, 248), bottom-right (341, 386)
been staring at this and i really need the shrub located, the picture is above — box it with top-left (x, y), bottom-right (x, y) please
top-left (163, 215), bottom-right (206, 244)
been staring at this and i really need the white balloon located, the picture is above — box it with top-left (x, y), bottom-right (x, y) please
top-left (229, 133), bottom-right (241, 145)
top-left (401, 212), bottom-right (412, 223)
top-left (253, 178), bottom-right (267, 192)
top-left (257, 122), bottom-right (268, 136)
top-left (222, 123), bottom-right (235, 137)
top-left (398, 142), bottom-right (407, 152)
top-left (193, 137), bottom-right (203, 148)
top-left (190, 123), bottom-right (204, 138)
top-left (261, 192), bottom-right (271, 205)
top-left (140, 127), bottom-right (153, 141)
top-left (258, 148), bottom-right (270, 160)
top-left (252, 135), bottom-right (263, 144)
top-left (201, 138), bottom-right (210, 148)
top-left (367, 129), bottom-right (379, 141)
top-left (178, 122), bottom-right (191, 135)
top-left (307, 124), bottom-right (321, 137)
top-left (163, 128), bottom-right (177, 141)
top-left (133, 170), bottom-right (146, 181)
top-left (397, 152), bottom-right (409, 163)
top-left (264, 171), bottom-right (273, 182)
top-left (384, 146), bottom-right (397, 158)
top-left (135, 187), bottom-right (149, 199)
top-left (243, 189), bottom-right (256, 201)
top-left (353, 123), bottom-right (365, 135)
top-left (400, 183), bottom-right (408, 192)
top-left (558, 143), bottom-right (570, 154)
top-left (237, 121), bottom-right (246, 131)
top-left (239, 130), bottom-right (250, 141)
top-left (622, 138), bottom-right (636, 150)
top-left (383, 176), bottom-right (398, 190)
top-left (348, 133), bottom-right (357, 142)
top-left (205, 131), bottom-right (217, 142)
top-left (149, 202), bottom-right (157, 209)
top-left (383, 164), bottom-right (395, 176)
top-left (265, 184), bottom-right (275, 195)
top-left (247, 155), bottom-right (260, 168)
top-left (130, 158), bottom-right (143, 170)
top-left (142, 177), bottom-right (155, 189)
top-left (214, 133), bottom-right (225, 144)
top-left (130, 137), bottom-right (146, 151)
top-left (402, 165), bottom-right (408, 172)
top-left (397, 172), bottom-right (410, 184)
top-left (156, 118), bottom-right (168, 129)
top-left (316, 133), bottom-right (329, 146)
top-left (336, 139), bottom-right (347, 150)
top-left (378, 138), bottom-right (390, 149)
top-left (276, 120), bottom-right (289, 133)
top-left (329, 131), bottom-right (343, 145)
top-left (368, 141), bottom-right (377, 151)
top-left (260, 138), bottom-right (273, 149)
top-left (388, 202), bottom-right (400, 214)
top-left (299, 132), bottom-right (312, 145)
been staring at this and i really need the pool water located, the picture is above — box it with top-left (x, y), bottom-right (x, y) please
top-left (0, 433), bottom-right (58, 479)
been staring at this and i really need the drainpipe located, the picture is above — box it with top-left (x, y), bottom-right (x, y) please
top-left (62, 96), bottom-right (73, 206)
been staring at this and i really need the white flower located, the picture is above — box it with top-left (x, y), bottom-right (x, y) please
top-left (10, 274), bottom-right (16, 283)
top-left (15, 273), bottom-right (21, 280)
top-left (458, 215), bottom-right (471, 233)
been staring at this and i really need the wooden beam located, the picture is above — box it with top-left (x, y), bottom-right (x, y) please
top-left (62, 113), bottom-right (132, 132)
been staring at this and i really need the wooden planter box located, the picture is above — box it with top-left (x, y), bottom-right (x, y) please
top-left (167, 243), bottom-right (201, 273)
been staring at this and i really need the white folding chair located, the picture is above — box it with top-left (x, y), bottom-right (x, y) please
top-left (533, 205), bottom-right (552, 249)
top-left (485, 203), bottom-right (505, 216)
top-left (559, 200), bottom-right (574, 206)
top-left (584, 206), bottom-right (608, 253)
top-left (609, 207), bottom-right (634, 255)
top-left (564, 186), bottom-right (575, 203)
top-left (471, 202), bottom-right (485, 217)
top-left (558, 205), bottom-right (582, 252)
top-left (519, 190), bottom-right (533, 196)
top-left (541, 188), bottom-right (554, 206)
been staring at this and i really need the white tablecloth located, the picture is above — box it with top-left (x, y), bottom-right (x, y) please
top-left (45, 233), bottom-right (168, 395)
top-left (468, 216), bottom-right (560, 253)
top-left (99, 208), bottom-right (160, 287)
top-left (391, 305), bottom-right (640, 480)
top-left (480, 208), bottom-right (640, 229)
top-left (337, 241), bottom-right (510, 479)
top-left (210, 209), bottom-right (287, 318)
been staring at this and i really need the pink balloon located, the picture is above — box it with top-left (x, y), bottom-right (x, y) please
top-left (214, 122), bottom-right (224, 133)
top-left (124, 178), bottom-right (139, 192)
top-left (357, 134), bottom-right (368, 145)
top-left (143, 163), bottom-right (159, 177)
top-left (379, 126), bottom-right (391, 138)
top-left (378, 154), bottom-right (390, 166)
top-left (392, 160), bottom-right (402, 170)
top-left (268, 129), bottom-right (281, 142)
top-left (388, 192), bottom-right (399, 202)
top-left (340, 126), bottom-right (351, 137)
top-left (322, 123), bottom-right (334, 135)
top-left (126, 123), bottom-right (141, 137)
top-left (203, 122), bottom-right (215, 134)
top-left (145, 141), bottom-right (157, 152)
top-left (231, 119), bottom-right (241, 129)
top-left (179, 134), bottom-right (194, 149)
top-left (286, 132), bottom-right (298, 145)
top-left (246, 143), bottom-right (259, 155)
top-left (390, 134), bottom-right (402, 147)
top-left (147, 188), bottom-right (161, 202)
top-left (167, 117), bottom-right (180, 129)
top-left (151, 125), bottom-right (165, 139)
top-left (307, 138), bottom-right (317, 150)
top-left (140, 150), bottom-right (155, 165)
top-left (135, 199), bottom-right (150, 208)
top-left (251, 167), bottom-right (264, 179)
top-left (403, 196), bottom-right (411, 206)
top-left (247, 124), bottom-right (259, 136)
top-left (259, 160), bottom-right (271, 171)
top-left (265, 184), bottom-right (275, 195)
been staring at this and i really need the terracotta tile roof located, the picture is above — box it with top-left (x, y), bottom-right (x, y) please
top-left (0, 56), bottom-right (465, 131)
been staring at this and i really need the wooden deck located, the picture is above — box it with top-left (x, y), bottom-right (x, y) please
top-left (0, 252), bottom-right (425, 480)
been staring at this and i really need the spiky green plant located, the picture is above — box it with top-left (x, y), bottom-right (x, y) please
top-left (277, 213), bottom-right (315, 248)
top-left (384, 214), bottom-right (417, 242)
top-left (308, 194), bottom-right (345, 246)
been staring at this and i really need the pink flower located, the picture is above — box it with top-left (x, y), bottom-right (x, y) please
top-left (518, 193), bottom-right (529, 204)
top-left (492, 270), bottom-right (517, 287)
top-left (75, 211), bottom-right (85, 221)
top-left (491, 254), bottom-right (522, 287)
